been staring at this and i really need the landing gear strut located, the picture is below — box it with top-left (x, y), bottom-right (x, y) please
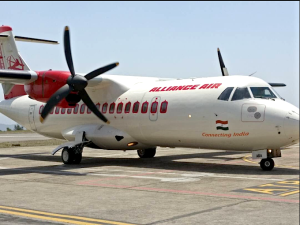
top-left (137, 148), bottom-right (156, 158)
top-left (260, 158), bottom-right (275, 171)
top-left (61, 146), bottom-right (82, 164)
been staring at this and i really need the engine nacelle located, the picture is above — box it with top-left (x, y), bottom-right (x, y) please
top-left (24, 70), bottom-right (78, 108)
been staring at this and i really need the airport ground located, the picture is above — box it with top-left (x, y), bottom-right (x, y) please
top-left (0, 133), bottom-right (298, 225)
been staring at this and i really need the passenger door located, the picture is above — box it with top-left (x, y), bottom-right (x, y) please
top-left (149, 97), bottom-right (161, 121)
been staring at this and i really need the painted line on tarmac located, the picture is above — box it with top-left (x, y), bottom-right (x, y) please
top-left (90, 172), bottom-right (282, 182)
top-left (234, 178), bottom-right (299, 197)
top-left (0, 205), bottom-right (135, 225)
top-left (0, 166), bottom-right (284, 182)
top-left (77, 180), bottom-right (299, 204)
top-left (243, 155), bottom-right (299, 169)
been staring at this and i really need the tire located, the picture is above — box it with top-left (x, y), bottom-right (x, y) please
top-left (260, 158), bottom-right (275, 171)
top-left (61, 148), bottom-right (73, 164)
top-left (137, 148), bottom-right (156, 158)
top-left (73, 152), bottom-right (82, 164)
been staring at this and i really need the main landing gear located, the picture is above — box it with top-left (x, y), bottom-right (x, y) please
top-left (137, 148), bottom-right (156, 158)
top-left (61, 146), bottom-right (83, 164)
top-left (260, 158), bottom-right (275, 171)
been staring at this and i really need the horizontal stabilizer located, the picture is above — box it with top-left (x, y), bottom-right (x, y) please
top-left (269, 83), bottom-right (286, 87)
top-left (0, 69), bottom-right (37, 84)
top-left (0, 34), bottom-right (8, 40)
top-left (14, 36), bottom-right (59, 45)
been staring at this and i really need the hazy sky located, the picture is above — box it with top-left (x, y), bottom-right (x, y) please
top-left (0, 1), bottom-right (299, 124)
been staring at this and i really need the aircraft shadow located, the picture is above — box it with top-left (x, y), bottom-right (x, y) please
top-left (0, 150), bottom-right (298, 177)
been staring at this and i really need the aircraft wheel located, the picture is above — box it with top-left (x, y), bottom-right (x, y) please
top-left (73, 152), bottom-right (82, 164)
top-left (61, 147), bottom-right (73, 164)
top-left (260, 158), bottom-right (275, 171)
top-left (137, 148), bottom-right (156, 158)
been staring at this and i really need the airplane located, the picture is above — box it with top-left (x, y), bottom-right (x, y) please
top-left (0, 25), bottom-right (298, 171)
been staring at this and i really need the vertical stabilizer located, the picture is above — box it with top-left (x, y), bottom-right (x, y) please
top-left (0, 26), bottom-right (31, 71)
top-left (0, 25), bottom-right (30, 95)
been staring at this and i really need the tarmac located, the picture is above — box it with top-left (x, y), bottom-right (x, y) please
top-left (0, 138), bottom-right (298, 225)
top-left (0, 133), bottom-right (50, 143)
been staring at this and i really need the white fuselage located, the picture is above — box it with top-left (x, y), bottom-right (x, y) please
top-left (0, 75), bottom-right (299, 152)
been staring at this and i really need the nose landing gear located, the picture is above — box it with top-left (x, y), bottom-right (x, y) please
top-left (61, 146), bottom-right (82, 164)
top-left (252, 149), bottom-right (280, 171)
top-left (260, 158), bottom-right (275, 171)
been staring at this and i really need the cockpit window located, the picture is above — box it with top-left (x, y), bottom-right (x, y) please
top-left (218, 87), bottom-right (234, 101)
top-left (250, 87), bottom-right (277, 99)
top-left (231, 87), bottom-right (251, 101)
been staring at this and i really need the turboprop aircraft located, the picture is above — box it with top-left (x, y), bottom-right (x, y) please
top-left (0, 25), bottom-right (298, 171)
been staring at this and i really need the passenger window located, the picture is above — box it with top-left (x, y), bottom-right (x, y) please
top-left (133, 102), bottom-right (140, 113)
top-left (125, 102), bottom-right (131, 113)
top-left (250, 87), bottom-right (277, 99)
top-left (96, 103), bottom-right (100, 110)
top-left (109, 103), bottom-right (115, 114)
top-left (87, 107), bottom-right (91, 114)
top-left (160, 101), bottom-right (168, 113)
top-left (39, 105), bottom-right (44, 114)
top-left (55, 107), bottom-right (60, 114)
top-left (80, 104), bottom-right (86, 114)
top-left (61, 108), bottom-right (66, 114)
top-left (231, 87), bottom-right (251, 101)
top-left (151, 102), bottom-right (158, 113)
top-left (141, 102), bottom-right (148, 113)
top-left (218, 87), bottom-right (234, 101)
top-left (74, 104), bottom-right (79, 114)
top-left (67, 108), bottom-right (72, 114)
top-left (102, 103), bottom-right (108, 113)
top-left (117, 103), bottom-right (123, 114)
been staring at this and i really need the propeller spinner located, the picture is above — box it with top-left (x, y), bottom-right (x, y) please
top-left (40, 26), bottom-right (119, 124)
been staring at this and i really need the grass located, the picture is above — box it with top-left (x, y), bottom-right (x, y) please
top-left (0, 139), bottom-right (66, 148)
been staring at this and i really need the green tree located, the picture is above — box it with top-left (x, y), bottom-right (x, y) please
top-left (14, 124), bottom-right (24, 131)
top-left (6, 127), bottom-right (12, 131)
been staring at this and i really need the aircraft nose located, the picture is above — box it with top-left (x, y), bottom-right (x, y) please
top-left (284, 109), bottom-right (299, 142)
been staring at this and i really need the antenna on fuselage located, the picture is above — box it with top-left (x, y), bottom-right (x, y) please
top-left (217, 48), bottom-right (229, 76)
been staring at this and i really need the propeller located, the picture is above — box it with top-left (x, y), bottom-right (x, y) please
top-left (40, 26), bottom-right (119, 124)
top-left (217, 48), bottom-right (229, 76)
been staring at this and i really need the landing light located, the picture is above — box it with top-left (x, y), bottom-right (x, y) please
top-left (128, 142), bottom-right (138, 147)
top-left (189, 115), bottom-right (192, 118)
top-left (268, 149), bottom-right (272, 153)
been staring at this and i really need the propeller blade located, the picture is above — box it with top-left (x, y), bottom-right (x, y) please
top-left (64, 26), bottom-right (76, 77)
top-left (40, 84), bottom-right (72, 123)
top-left (79, 89), bottom-right (110, 124)
top-left (85, 62), bottom-right (119, 81)
top-left (217, 48), bottom-right (229, 76)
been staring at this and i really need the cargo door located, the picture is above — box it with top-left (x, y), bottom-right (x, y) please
top-left (28, 105), bottom-right (37, 131)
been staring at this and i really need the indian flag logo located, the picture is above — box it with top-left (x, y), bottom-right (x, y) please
top-left (216, 120), bottom-right (229, 130)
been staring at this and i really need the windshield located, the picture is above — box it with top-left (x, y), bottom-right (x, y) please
top-left (270, 87), bottom-right (284, 100)
top-left (231, 87), bottom-right (251, 101)
top-left (250, 87), bottom-right (277, 99)
top-left (218, 87), bottom-right (234, 101)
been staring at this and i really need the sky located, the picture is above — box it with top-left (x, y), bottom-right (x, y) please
top-left (0, 1), bottom-right (299, 124)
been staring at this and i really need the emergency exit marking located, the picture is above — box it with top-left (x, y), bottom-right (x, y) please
top-left (234, 179), bottom-right (299, 197)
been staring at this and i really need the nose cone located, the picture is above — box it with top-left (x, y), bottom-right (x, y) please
top-left (284, 109), bottom-right (299, 143)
